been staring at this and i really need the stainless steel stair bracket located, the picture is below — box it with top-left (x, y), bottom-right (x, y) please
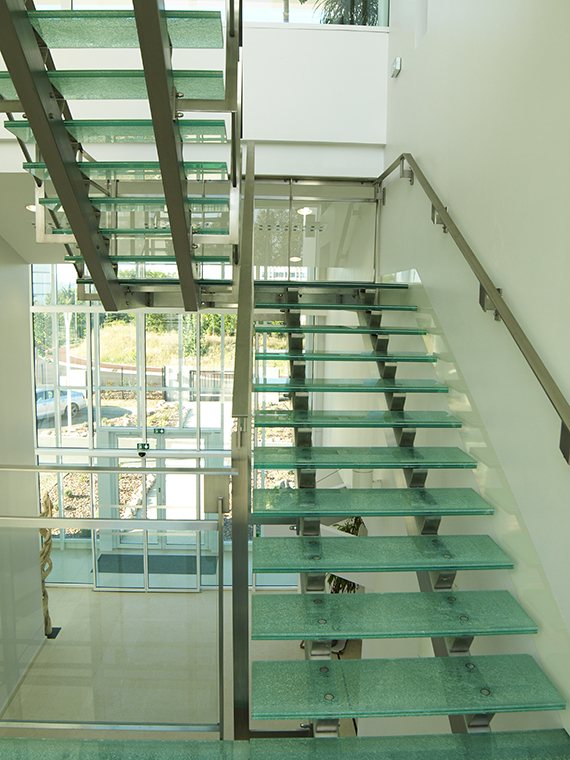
top-left (479, 283), bottom-right (502, 321)
top-left (431, 203), bottom-right (448, 233)
top-left (400, 158), bottom-right (414, 185)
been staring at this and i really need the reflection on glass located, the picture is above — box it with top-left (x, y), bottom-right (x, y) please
top-left (95, 527), bottom-right (145, 589)
top-left (147, 530), bottom-right (200, 590)
top-left (254, 199), bottom-right (376, 281)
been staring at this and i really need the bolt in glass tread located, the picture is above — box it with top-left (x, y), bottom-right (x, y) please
top-left (251, 487), bottom-right (493, 519)
top-left (251, 589), bottom-right (537, 640)
top-left (252, 534), bottom-right (513, 574)
top-left (25, 161), bottom-right (228, 181)
top-left (255, 301), bottom-right (416, 312)
top-left (255, 324), bottom-right (428, 336)
top-left (27, 10), bottom-right (223, 49)
top-left (253, 446), bottom-right (477, 469)
top-left (0, 737), bottom-right (249, 759)
top-left (251, 654), bottom-right (564, 720)
top-left (255, 351), bottom-right (436, 363)
top-left (254, 410), bottom-right (461, 428)
top-left (250, 731), bottom-right (570, 760)
top-left (0, 71), bottom-right (224, 101)
top-left (254, 378), bottom-right (448, 393)
top-left (5, 119), bottom-right (227, 144)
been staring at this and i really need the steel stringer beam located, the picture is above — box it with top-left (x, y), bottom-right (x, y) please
top-left (0, 0), bottom-right (125, 312)
top-left (133, 0), bottom-right (199, 312)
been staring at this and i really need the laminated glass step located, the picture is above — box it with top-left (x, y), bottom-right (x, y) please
top-left (0, 71), bottom-right (224, 101)
top-left (77, 277), bottom-right (232, 289)
top-left (251, 654), bottom-right (564, 720)
top-left (255, 301), bottom-right (416, 312)
top-left (251, 590), bottom-right (537, 640)
top-left (28, 10), bottom-right (223, 49)
top-left (65, 253), bottom-right (231, 264)
top-left (251, 487), bottom-right (494, 519)
top-left (52, 227), bottom-right (228, 237)
top-left (255, 324), bottom-right (428, 336)
top-left (25, 161), bottom-right (228, 181)
top-left (5, 119), bottom-right (227, 144)
top-left (254, 280), bottom-right (408, 290)
top-left (0, 737), bottom-right (249, 759)
top-left (252, 534), bottom-right (513, 574)
top-left (254, 410), bottom-right (461, 428)
top-left (41, 196), bottom-right (229, 211)
top-left (255, 350), bottom-right (435, 363)
top-left (253, 446), bottom-right (477, 470)
top-left (254, 378), bottom-right (448, 394)
top-left (250, 731), bottom-right (570, 760)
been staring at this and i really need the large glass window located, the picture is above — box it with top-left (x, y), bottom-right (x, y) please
top-left (32, 264), bottom-right (233, 591)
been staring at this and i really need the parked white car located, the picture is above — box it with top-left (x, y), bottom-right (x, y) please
top-left (36, 389), bottom-right (87, 420)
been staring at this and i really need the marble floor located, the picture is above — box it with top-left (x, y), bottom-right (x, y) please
top-left (0, 588), bottom-right (220, 729)
top-left (0, 586), bottom-right (355, 741)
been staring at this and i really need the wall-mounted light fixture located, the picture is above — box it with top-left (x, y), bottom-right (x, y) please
top-left (391, 57), bottom-right (402, 78)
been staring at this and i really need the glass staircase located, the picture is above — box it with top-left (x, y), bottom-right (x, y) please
top-left (247, 280), bottom-right (567, 751)
top-left (1, 5), bottom-right (238, 309)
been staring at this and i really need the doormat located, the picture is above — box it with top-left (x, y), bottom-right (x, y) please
top-left (97, 553), bottom-right (217, 575)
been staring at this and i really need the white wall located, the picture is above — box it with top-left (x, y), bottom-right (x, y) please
top-left (381, 0), bottom-right (570, 731)
top-left (0, 236), bottom-right (44, 713)
top-left (243, 23), bottom-right (389, 175)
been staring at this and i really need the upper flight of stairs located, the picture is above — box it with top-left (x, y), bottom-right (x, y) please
top-left (1, 7), bottom-right (236, 308)
top-left (249, 280), bottom-right (566, 745)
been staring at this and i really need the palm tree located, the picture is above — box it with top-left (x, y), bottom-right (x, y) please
top-left (299, 0), bottom-right (378, 26)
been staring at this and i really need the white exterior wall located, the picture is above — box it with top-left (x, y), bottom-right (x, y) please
top-left (0, 236), bottom-right (44, 713)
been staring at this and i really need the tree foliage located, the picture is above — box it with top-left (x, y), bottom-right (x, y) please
top-left (299, 0), bottom-right (377, 25)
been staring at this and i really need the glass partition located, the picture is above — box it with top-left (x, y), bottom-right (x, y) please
top-left (253, 181), bottom-right (378, 282)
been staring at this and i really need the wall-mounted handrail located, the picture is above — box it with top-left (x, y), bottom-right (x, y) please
top-left (376, 152), bottom-right (570, 463)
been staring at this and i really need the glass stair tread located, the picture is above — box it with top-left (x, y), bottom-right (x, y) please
top-left (41, 196), bottom-right (229, 211)
top-left (251, 589), bottom-right (537, 640)
top-left (25, 161), bottom-right (228, 181)
top-left (78, 277), bottom-right (230, 287)
top-left (252, 534), bottom-right (513, 574)
top-left (255, 324), bottom-right (428, 336)
top-left (53, 227), bottom-right (228, 237)
top-left (254, 280), bottom-right (408, 290)
top-left (251, 487), bottom-right (494, 519)
top-left (0, 71), bottom-right (225, 101)
top-left (255, 351), bottom-right (436, 363)
top-left (254, 378), bottom-right (448, 393)
top-left (249, 731), bottom-right (570, 760)
top-left (65, 254), bottom-right (231, 264)
top-left (0, 738), bottom-right (249, 759)
top-left (253, 446), bottom-right (477, 469)
top-left (27, 10), bottom-right (223, 49)
top-left (255, 301), bottom-right (416, 312)
top-left (251, 654), bottom-right (564, 720)
top-left (254, 410), bottom-right (461, 428)
top-left (5, 119), bottom-right (227, 144)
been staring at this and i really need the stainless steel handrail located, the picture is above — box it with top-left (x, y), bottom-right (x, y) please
top-left (0, 516), bottom-right (218, 530)
top-left (377, 153), bottom-right (570, 463)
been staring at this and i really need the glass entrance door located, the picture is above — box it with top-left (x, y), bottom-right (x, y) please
top-left (93, 428), bottom-right (217, 591)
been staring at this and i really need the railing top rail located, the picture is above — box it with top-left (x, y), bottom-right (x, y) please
top-left (376, 152), bottom-right (570, 463)
top-left (232, 141), bottom-right (255, 419)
